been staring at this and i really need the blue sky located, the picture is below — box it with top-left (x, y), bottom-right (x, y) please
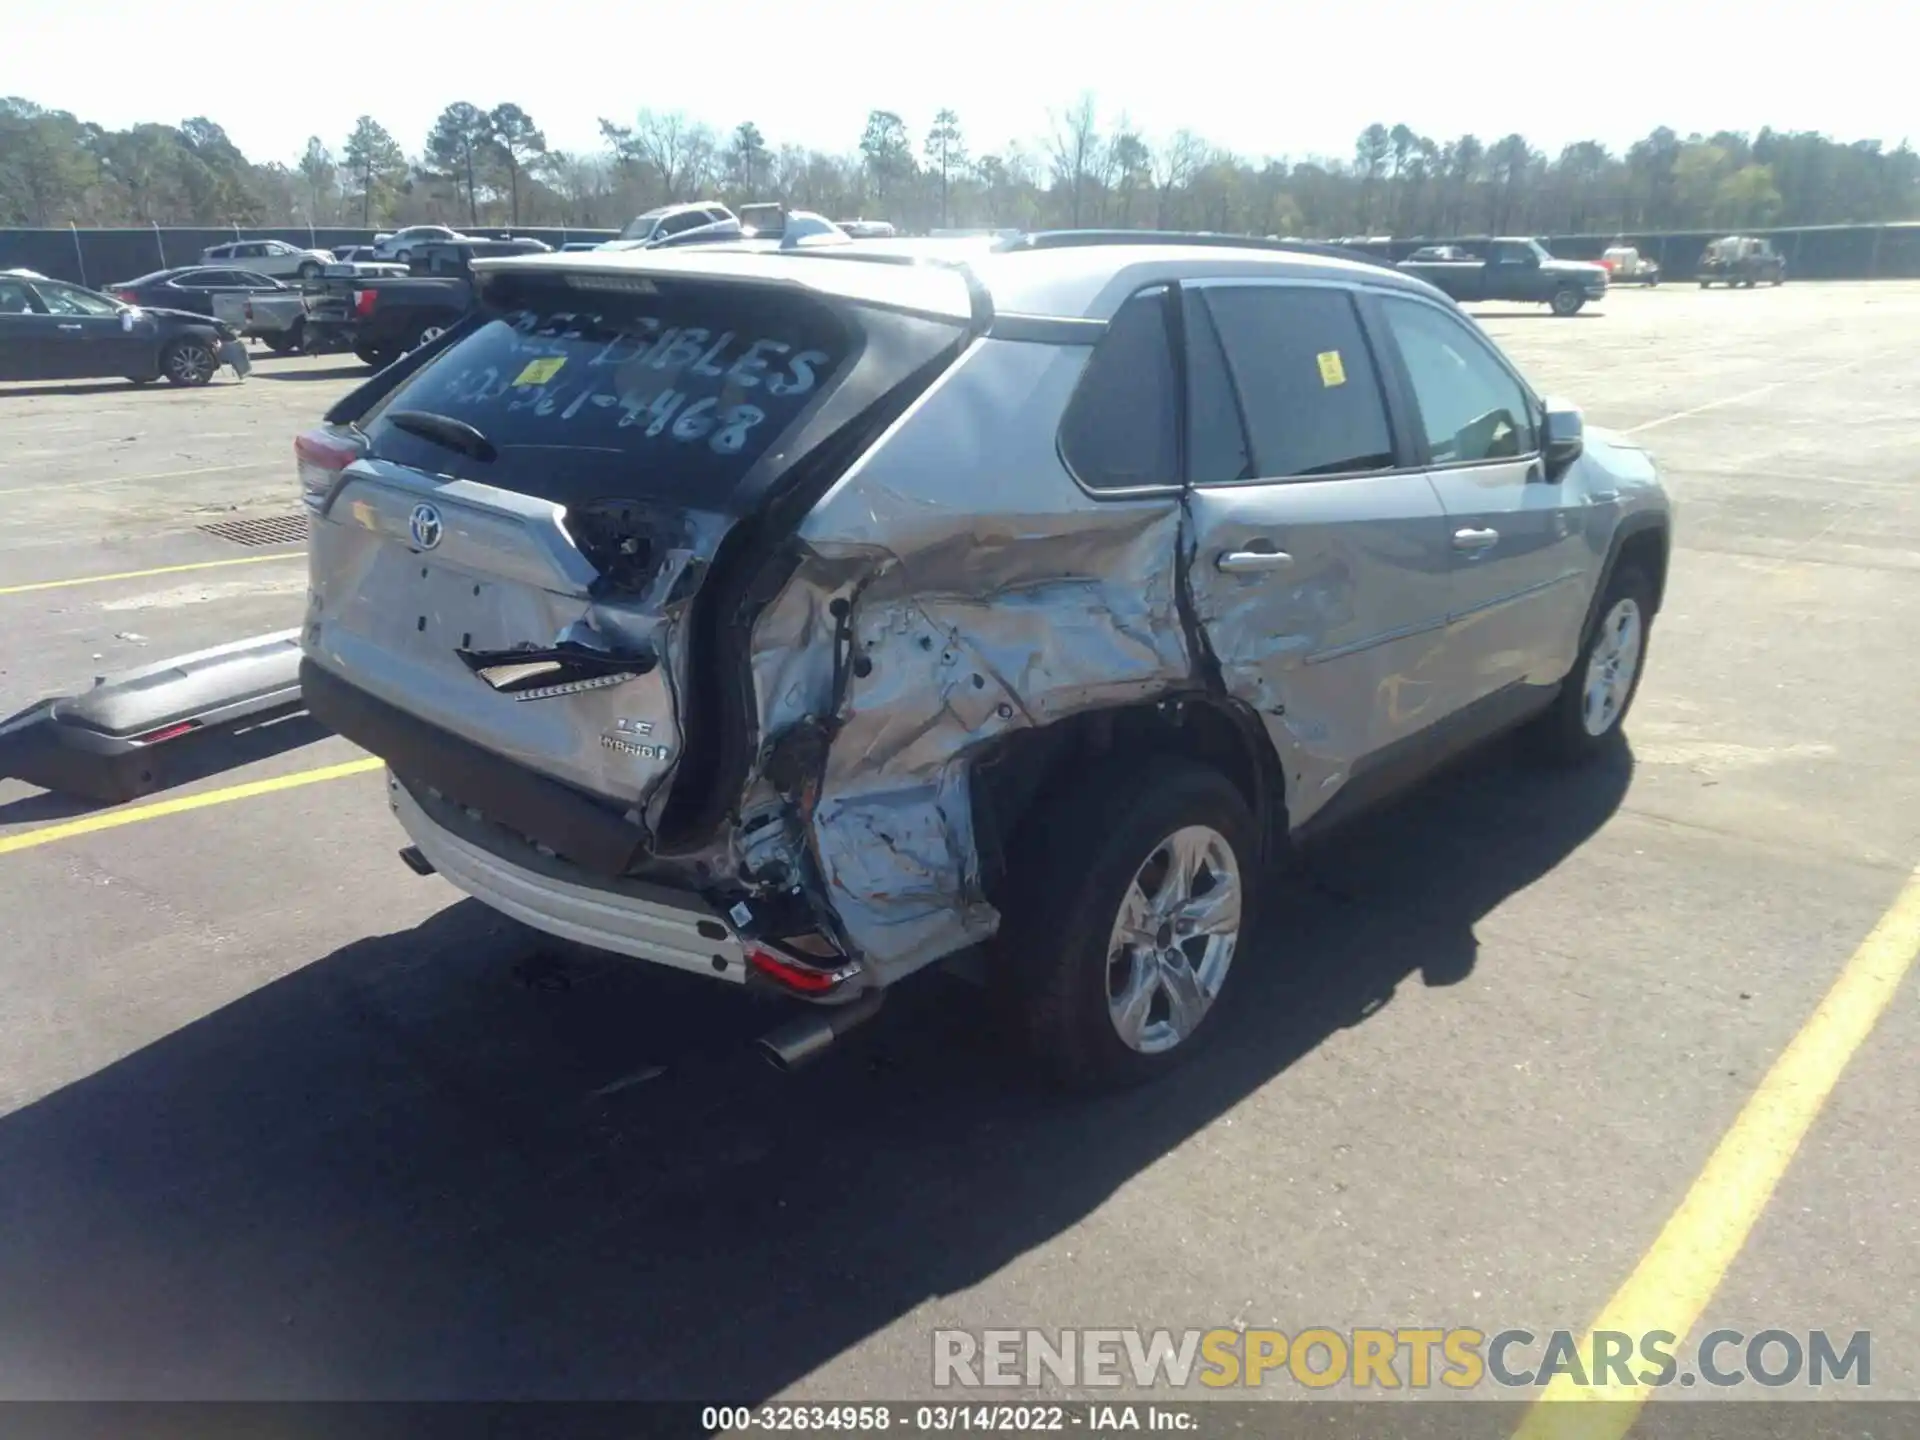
top-left (6, 0), bottom-right (1906, 166)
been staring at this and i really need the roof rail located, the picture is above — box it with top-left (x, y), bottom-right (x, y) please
top-left (995, 230), bottom-right (1400, 271)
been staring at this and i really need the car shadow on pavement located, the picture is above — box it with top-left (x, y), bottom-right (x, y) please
top-left (0, 741), bottom-right (1631, 1400)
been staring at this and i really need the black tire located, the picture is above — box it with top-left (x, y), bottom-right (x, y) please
top-left (265, 319), bottom-right (305, 354)
top-left (1699, 279), bottom-right (1712, 288)
top-left (1528, 564), bottom-right (1656, 764)
top-left (354, 347), bottom-right (389, 369)
top-left (1648, 273), bottom-right (1660, 287)
top-left (160, 337), bottom-right (217, 387)
top-left (1550, 287), bottom-right (1585, 316)
top-left (996, 757), bottom-right (1261, 1090)
top-left (298, 261), bottom-right (321, 280)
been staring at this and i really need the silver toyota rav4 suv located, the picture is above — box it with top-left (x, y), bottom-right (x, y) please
top-left (296, 231), bottom-right (1672, 1088)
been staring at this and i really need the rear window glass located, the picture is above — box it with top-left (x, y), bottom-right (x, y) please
top-left (362, 277), bottom-right (853, 508)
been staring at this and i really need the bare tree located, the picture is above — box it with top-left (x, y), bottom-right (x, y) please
top-left (1047, 92), bottom-right (1103, 228)
top-left (629, 109), bottom-right (717, 201)
top-left (1151, 129), bottom-right (1207, 228)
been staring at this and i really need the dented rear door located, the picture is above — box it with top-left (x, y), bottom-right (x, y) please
top-left (1178, 280), bottom-right (1454, 825)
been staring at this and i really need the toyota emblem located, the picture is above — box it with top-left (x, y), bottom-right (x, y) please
top-left (409, 502), bottom-right (444, 550)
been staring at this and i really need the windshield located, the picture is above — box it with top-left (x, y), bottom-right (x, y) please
top-left (360, 274), bottom-right (855, 511)
top-left (618, 208), bottom-right (673, 241)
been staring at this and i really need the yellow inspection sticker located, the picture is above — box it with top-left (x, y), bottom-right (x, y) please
top-left (1316, 350), bottom-right (1347, 387)
top-left (513, 356), bottom-right (566, 386)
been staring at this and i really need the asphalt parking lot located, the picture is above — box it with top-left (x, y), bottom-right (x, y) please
top-left (1, 285), bottom-right (1916, 1410)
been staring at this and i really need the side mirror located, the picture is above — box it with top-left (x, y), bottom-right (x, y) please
top-left (1542, 400), bottom-right (1584, 481)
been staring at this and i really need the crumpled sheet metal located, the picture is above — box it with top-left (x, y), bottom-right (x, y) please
top-left (744, 338), bottom-right (1196, 979)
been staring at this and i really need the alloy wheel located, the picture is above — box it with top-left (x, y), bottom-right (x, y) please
top-left (1581, 597), bottom-right (1644, 736)
top-left (1104, 825), bottom-right (1243, 1054)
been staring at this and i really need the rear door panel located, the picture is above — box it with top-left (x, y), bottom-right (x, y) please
top-left (1179, 281), bottom-right (1455, 825)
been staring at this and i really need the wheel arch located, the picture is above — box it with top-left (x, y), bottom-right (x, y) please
top-left (1582, 512), bottom-right (1671, 644)
top-left (971, 691), bottom-right (1289, 916)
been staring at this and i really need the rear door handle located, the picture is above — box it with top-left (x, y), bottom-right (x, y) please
top-left (56, 323), bottom-right (83, 331)
top-left (1452, 527), bottom-right (1500, 552)
top-left (1217, 547), bottom-right (1295, 574)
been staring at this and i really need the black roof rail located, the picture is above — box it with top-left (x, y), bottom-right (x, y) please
top-left (994, 229), bottom-right (1400, 271)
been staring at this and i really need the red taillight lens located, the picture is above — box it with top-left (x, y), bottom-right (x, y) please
top-left (746, 945), bottom-right (846, 994)
top-left (116, 290), bottom-right (138, 304)
top-left (352, 288), bottom-right (378, 317)
top-left (295, 426), bottom-right (361, 509)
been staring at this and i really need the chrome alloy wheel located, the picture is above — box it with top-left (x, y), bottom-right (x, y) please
top-left (1582, 596), bottom-right (1644, 737)
top-left (166, 341), bottom-right (215, 384)
top-left (1104, 824), bottom-right (1243, 1054)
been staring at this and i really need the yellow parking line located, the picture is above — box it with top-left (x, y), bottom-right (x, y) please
top-left (0, 551), bottom-right (303, 597)
top-left (1514, 863), bottom-right (1920, 1440)
top-left (0, 757), bottom-right (382, 857)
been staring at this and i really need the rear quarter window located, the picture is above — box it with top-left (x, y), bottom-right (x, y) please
top-left (361, 275), bottom-right (854, 510)
top-left (1057, 287), bottom-right (1178, 491)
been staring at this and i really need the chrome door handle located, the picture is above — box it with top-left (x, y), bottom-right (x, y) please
top-left (1452, 527), bottom-right (1500, 552)
top-left (1217, 548), bottom-right (1295, 574)
top-left (56, 323), bottom-right (82, 331)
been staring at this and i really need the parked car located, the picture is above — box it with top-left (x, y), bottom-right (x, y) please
top-left (109, 266), bottom-right (307, 350)
top-left (293, 231), bottom-right (1672, 1088)
top-left (1698, 236), bottom-right (1786, 287)
top-left (0, 273), bottom-right (247, 385)
top-left (371, 225), bottom-right (469, 263)
top-left (1398, 237), bottom-right (1610, 315)
top-left (559, 241), bottom-right (607, 252)
top-left (200, 238), bottom-right (335, 281)
top-left (604, 202), bottom-right (737, 251)
top-left (1601, 245), bottom-right (1661, 286)
top-left (304, 237), bottom-right (551, 367)
top-left (333, 245), bottom-right (382, 263)
top-left (1405, 245), bottom-right (1474, 263)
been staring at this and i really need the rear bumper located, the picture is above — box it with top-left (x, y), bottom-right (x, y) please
top-left (390, 774), bottom-right (749, 982)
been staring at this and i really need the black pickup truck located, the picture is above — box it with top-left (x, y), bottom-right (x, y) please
top-left (305, 238), bottom-right (550, 367)
top-left (1398, 237), bottom-right (1610, 316)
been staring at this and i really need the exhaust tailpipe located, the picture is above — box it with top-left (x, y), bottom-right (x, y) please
top-left (757, 989), bottom-right (885, 1073)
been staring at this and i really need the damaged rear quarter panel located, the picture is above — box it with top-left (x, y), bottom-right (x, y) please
top-left (747, 337), bottom-right (1193, 981)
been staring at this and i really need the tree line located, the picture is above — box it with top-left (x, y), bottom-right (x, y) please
top-left (3, 93), bottom-right (1915, 239)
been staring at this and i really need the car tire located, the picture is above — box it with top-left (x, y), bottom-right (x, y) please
top-left (354, 347), bottom-right (388, 369)
top-left (266, 319), bottom-right (305, 354)
top-left (394, 249), bottom-right (412, 265)
top-left (1550, 287), bottom-right (1585, 316)
top-left (411, 322), bottom-right (446, 353)
top-left (298, 262), bottom-right (321, 280)
top-left (1528, 564), bottom-right (1655, 765)
top-left (160, 338), bottom-right (217, 387)
top-left (997, 757), bottom-right (1260, 1091)
top-left (1699, 279), bottom-right (1712, 288)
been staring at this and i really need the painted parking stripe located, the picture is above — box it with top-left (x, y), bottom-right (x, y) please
top-left (0, 757), bottom-right (382, 857)
top-left (0, 461), bottom-right (277, 498)
top-left (1513, 862), bottom-right (1920, 1438)
top-left (0, 551), bottom-right (304, 597)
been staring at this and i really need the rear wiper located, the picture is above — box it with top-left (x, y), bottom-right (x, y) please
top-left (386, 409), bottom-right (498, 463)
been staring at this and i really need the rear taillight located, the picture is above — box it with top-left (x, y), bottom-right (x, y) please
top-left (295, 426), bottom-right (362, 511)
top-left (352, 288), bottom-right (378, 317)
top-left (115, 290), bottom-right (138, 304)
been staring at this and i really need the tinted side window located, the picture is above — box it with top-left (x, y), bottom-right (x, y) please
top-left (1058, 287), bottom-right (1178, 491)
top-left (0, 280), bottom-right (34, 314)
top-left (1199, 286), bottom-right (1395, 479)
top-left (1378, 296), bottom-right (1537, 465)
top-left (1183, 292), bottom-right (1252, 485)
